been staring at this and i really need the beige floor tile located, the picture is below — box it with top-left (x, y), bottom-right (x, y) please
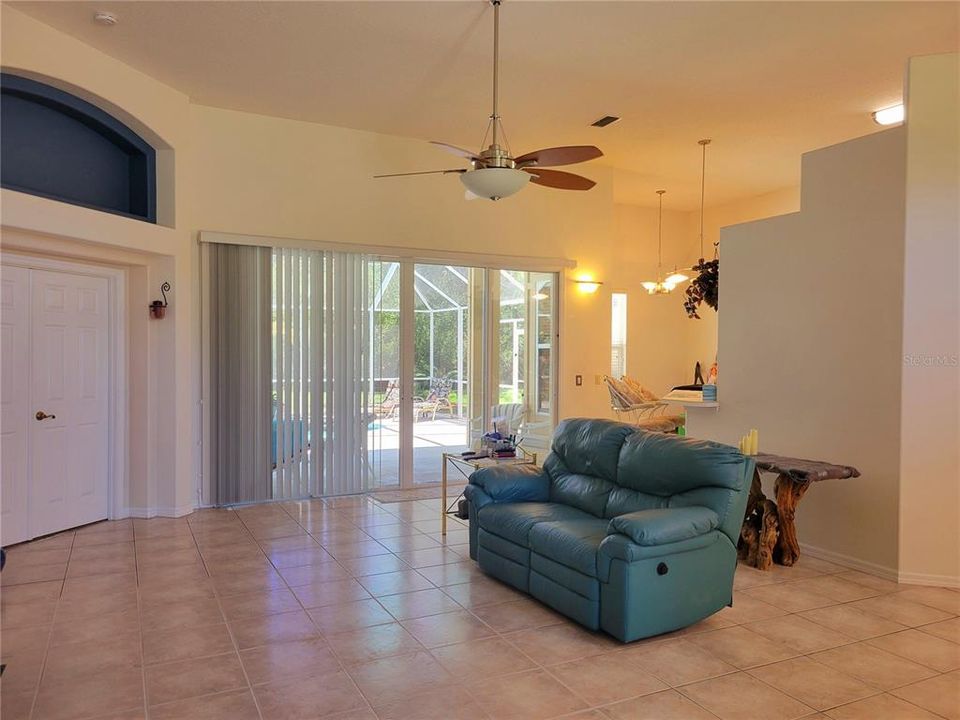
top-left (742, 582), bottom-right (837, 613)
top-left (266, 547), bottom-right (335, 569)
top-left (308, 598), bottom-right (396, 634)
top-left (338, 553), bottom-right (411, 577)
top-left (469, 597), bottom-right (565, 634)
top-left (627, 637), bottom-right (738, 686)
top-left (734, 565), bottom-right (787, 590)
top-left (748, 656), bottom-right (879, 711)
top-left (867, 628), bottom-right (960, 672)
top-left (719, 593), bottom-right (789, 624)
top-left (430, 635), bottom-right (536, 679)
top-left (241, 637), bottom-right (342, 685)
top-left (889, 670), bottom-right (960, 720)
top-left (604, 688), bottom-right (720, 720)
top-left (70, 542), bottom-right (136, 562)
top-left (219, 587), bottom-right (302, 621)
top-left (377, 587), bottom-right (463, 620)
top-left (210, 568), bottom-right (287, 596)
top-left (66, 555), bottom-right (138, 579)
top-left (0, 649), bottom-right (46, 693)
top-left (442, 578), bottom-right (526, 608)
top-left (465, 668), bottom-right (587, 720)
top-left (919, 617), bottom-right (960, 644)
top-left (800, 603), bottom-right (909, 640)
top-left (0, 578), bottom-right (63, 605)
top-left (2, 561), bottom-right (68, 585)
top-left (50, 606), bottom-right (141, 646)
top-left (326, 621), bottom-right (424, 664)
top-left (688, 625), bottom-right (801, 669)
top-left (415, 561), bottom-right (484, 587)
top-left (745, 614), bottom-right (856, 653)
top-left (796, 575), bottom-right (884, 602)
top-left (149, 688), bottom-right (261, 720)
top-left (253, 671), bottom-right (367, 720)
top-left (140, 577), bottom-right (217, 606)
top-left (292, 578), bottom-right (373, 608)
top-left (836, 570), bottom-right (902, 594)
top-left (32, 667), bottom-right (144, 720)
top-left (548, 650), bottom-right (667, 705)
top-left (143, 622), bottom-right (235, 665)
top-left (356, 569), bottom-right (434, 597)
top-left (0, 625), bottom-right (52, 657)
top-left (1, 599), bottom-right (57, 629)
top-left (372, 686), bottom-right (487, 720)
top-left (395, 546), bottom-right (462, 569)
top-left (228, 609), bottom-right (321, 649)
top-left (401, 609), bottom-right (495, 648)
top-left (43, 635), bottom-right (141, 684)
top-left (377, 532), bottom-right (442, 551)
top-left (680, 671), bottom-right (814, 720)
top-left (140, 596), bottom-right (225, 633)
top-left (324, 540), bottom-right (392, 560)
top-left (61, 572), bottom-right (138, 599)
top-left (848, 595), bottom-right (952, 627)
top-left (1, 688), bottom-right (36, 720)
top-left (824, 692), bottom-right (944, 719)
top-left (810, 642), bottom-right (938, 690)
top-left (138, 562), bottom-right (210, 586)
top-left (145, 652), bottom-right (247, 706)
top-left (893, 586), bottom-right (960, 615)
top-left (346, 650), bottom-right (455, 704)
top-left (278, 561), bottom-right (351, 586)
top-left (507, 622), bottom-right (618, 665)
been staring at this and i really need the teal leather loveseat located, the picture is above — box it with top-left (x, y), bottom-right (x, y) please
top-left (463, 418), bottom-right (753, 642)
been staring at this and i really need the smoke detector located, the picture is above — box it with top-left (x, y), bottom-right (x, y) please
top-left (93, 11), bottom-right (118, 26)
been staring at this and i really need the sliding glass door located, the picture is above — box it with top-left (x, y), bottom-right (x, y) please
top-left (206, 242), bottom-right (558, 501)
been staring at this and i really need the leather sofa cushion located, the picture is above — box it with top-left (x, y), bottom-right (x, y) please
top-left (550, 418), bottom-right (636, 482)
top-left (529, 518), bottom-right (609, 577)
top-left (608, 506), bottom-right (720, 546)
top-left (477, 502), bottom-right (593, 546)
top-left (617, 432), bottom-right (744, 496)
top-left (545, 457), bottom-right (616, 517)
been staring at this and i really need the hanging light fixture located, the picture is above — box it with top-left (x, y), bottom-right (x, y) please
top-left (641, 190), bottom-right (686, 295)
top-left (684, 139), bottom-right (720, 319)
top-left (696, 138), bottom-right (713, 263)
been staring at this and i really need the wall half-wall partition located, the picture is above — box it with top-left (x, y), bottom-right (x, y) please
top-left (201, 233), bottom-right (562, 503)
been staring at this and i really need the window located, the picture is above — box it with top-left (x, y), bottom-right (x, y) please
top-left (611, 292), bottom-right (628, 378)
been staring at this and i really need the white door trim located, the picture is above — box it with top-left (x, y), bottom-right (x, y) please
top-left (0, 253), bottom-right (127, 523)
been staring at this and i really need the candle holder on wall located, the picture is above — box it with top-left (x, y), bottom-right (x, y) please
top-left (149, 282), bottom-right (171, 319)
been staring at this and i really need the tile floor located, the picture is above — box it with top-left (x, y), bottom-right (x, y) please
top-left (1, 494), bottom-right (958, 720)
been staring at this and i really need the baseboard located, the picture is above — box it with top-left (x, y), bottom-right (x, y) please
top-left (800, 542), bottom-right (960, 588)
top-left (799, 542), bottom-right (899, 582)
top-left (122, 504), bottom-right (196, 519)
top-left (896, 569), bottom-right (960, 589)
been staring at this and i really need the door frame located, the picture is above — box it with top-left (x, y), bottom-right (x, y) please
top-left (1, 252), bottom-right (127, 526)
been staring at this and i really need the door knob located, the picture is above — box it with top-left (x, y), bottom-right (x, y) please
top-left (35, 411), bottom-right (56, 421)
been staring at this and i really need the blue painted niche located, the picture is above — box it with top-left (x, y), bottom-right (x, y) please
top-left (1, 73), bottom-right (157, 223)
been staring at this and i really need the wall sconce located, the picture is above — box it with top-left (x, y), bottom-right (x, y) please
top-left (573, 275), bottom-right (603, 294)
top-left (149, 282), bottom-right (171, 319)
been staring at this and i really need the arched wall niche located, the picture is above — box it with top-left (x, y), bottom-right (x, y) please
top-left (1, 70), bottom-right (176, 227)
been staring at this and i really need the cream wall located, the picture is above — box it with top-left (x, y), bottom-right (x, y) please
top-left (686, 128), bottom-right (908, 576)
top-left (898, 54), bottom-right (960, 585)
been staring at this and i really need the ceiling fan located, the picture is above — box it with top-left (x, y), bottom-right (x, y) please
top-left (374, 0), bottom-right (603, 201)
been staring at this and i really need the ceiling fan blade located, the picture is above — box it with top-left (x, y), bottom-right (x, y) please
top-left (373, 169), bottom-right (466, 179)
top-left (514, 145), bottom-right (603, 168)
top-left (430, 141), bottom-right (481, 161)
top-left (522, 168), bottom-right (596, 191)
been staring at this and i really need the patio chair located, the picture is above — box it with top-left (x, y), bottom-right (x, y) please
top-left (603, 375), bottom-right (685, 433)
top-left (376, 380), bottom-right (401, 419)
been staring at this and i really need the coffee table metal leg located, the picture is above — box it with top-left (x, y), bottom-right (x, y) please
top-left (441, 454), bottom-right (448, 536)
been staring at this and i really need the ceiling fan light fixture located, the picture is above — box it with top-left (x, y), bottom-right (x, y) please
top-left (872, 103), bottom-right (904, 126)
top-left (459, 168), bottom-right (530, 201)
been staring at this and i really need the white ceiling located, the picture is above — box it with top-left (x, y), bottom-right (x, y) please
top-left (8, 1), bottom-right (958, 208)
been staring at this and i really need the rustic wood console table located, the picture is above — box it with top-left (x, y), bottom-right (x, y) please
top-left (738, 453), bottom-right (861, 570)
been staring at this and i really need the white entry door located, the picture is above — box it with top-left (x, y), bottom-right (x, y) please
top-left (1, 264), bottom-right (110, 545)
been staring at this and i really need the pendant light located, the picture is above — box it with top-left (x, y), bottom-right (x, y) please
top-left (696, 138), bottom-right (713, 263)
top-left (642, 190), bottom-right (687, 295)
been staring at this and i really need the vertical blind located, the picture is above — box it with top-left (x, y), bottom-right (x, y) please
top-left (207, 243), bottom-right (273, 505)
top-left (208, 243), bottom-right (374, 505)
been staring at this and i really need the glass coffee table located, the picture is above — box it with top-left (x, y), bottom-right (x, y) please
top-left (441, 450), bottom-right (538, 535)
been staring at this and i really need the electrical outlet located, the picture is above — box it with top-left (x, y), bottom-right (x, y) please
top-left (575, 374), bottom-right (583, 386)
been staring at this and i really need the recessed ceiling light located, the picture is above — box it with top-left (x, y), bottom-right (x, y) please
top-left (591, 115), bottom-right (620, 128)
top-left (872, 104), bottom-right (904, 126)
top-left (93, 11), bottom-right (118, 26)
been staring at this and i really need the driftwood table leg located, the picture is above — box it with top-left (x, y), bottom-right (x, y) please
top-left (757, 499), bottom-right (779, 570)
top-left (774, 474), bottom-right (810, 566)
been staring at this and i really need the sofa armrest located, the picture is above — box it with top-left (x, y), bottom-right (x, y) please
top-left (607, 506), bottom-right (720, 546)
top-left (468, 464), bottom-right (550, 504)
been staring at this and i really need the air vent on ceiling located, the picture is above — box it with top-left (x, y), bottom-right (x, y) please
top-left (591, 115), bottom-right (620, 128)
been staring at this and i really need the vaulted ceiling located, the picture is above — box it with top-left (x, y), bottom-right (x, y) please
top-left (9, 1), bottom-right (958, 207)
